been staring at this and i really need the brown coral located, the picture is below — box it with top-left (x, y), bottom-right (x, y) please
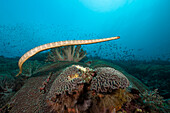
top-left (46, 45), bottom-right (87, 62)
top-left (46, 65), bottom-right (94, 97)
top-left (90, 89), bottom-right (133, 113)
top-left (46, 66), bottom-right (131, 113)
top-left (46, 66), bottom-right (83, 97)
top-left (46, 65), bottom-right (96, 112)
top-left (90, 67), bottom-right (129, 93)
top-left (46, 84), bottom-right (85, 112)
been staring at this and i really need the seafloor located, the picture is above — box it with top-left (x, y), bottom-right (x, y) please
top-left (0, 55), bottom-right (170, 113)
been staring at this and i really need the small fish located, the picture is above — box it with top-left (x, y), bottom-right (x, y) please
top-left (137, 48), bottom-right (143, 51)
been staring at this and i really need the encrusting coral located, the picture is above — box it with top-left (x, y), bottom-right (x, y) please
top-left (46, 45), bottom-right (87, 62)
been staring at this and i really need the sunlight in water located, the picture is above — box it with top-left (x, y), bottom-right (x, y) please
top-left (79, 0), bottom-right (130, 12)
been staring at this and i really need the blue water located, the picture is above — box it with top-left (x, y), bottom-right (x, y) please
top-left (0, 0), bottom-right (170, 61)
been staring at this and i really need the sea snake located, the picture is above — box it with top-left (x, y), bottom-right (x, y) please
top-left (16, 36), bottom-right (120, 76)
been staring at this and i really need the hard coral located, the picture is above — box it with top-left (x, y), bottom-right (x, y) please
top-left (91, 67), bottom-right (129, 93)
top-left (46, 45), bottom-right (87, 62)
top-left (46, 65), bottom-right (131, 113)
top-left (47, 65), bottom-right (93, 97)
top-left (46, 65), bottom-right (94, 113)
top-left (140, 89), bottom-right (165, 110)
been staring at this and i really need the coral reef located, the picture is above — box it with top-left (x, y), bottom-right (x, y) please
top-left (0, 59), bottom-right (169, 113)
top-left (0, 56), bottom-right (28, 109)
top-left (0, 56), bottom-right (18, 76)
top-left (0, 73), bottom-right (15, 108)
top-left (113, 60), bottom-right (170, 98)
top-left (90, 89), bottom-right (133, 112)
top-left (22, 60), bottom-right (44, 77)
top-left (87, 60), bottom-right (150, 93)
top-left (140, 89), bottom-right (165, 111)
top-left (46, 65), bottom-right (131, 113)
top-left (120, 88), bottom-right (143, 113)
top-left (120, 88), bottom-right (168, 113)
top-left (46, 45), bottom-right (87, 62)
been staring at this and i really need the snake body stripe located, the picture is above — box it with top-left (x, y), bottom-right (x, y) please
top-left (16, 36), bottom-right (120, 76)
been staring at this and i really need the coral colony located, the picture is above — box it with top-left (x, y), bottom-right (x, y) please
top-left (46, 65), bottom-right (130, 112)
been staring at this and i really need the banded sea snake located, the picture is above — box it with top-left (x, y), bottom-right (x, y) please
top-left (16, 36), bottom-right (120, 76)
